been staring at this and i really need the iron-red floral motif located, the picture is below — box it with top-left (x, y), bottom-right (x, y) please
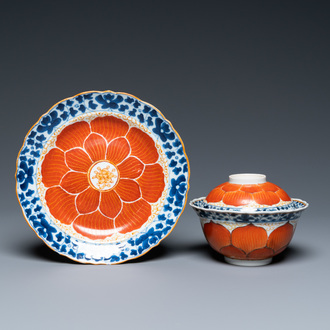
top-left (41, 116), bottom-right (165, 240)
top-left (203, 222), bottom-right (294, 260)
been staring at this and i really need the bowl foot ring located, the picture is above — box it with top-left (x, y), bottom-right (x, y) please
top-left (224, 257), bottom-right (273, 267)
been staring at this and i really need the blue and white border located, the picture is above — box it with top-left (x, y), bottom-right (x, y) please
top-left (16, 91), bottom-right (190, 264)
top-left (190, 197), bottom-right (308, 223)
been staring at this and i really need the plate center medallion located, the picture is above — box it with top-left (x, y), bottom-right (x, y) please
top-left (88, 160), bottom-right (119, 191)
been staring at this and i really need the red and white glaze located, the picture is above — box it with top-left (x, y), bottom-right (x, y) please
top-left (201, 219), bottom-right (297, 260)
top-left (202, 181), bottom-right (296, 260)
top-left (37, 114), bottom-right (168, 242)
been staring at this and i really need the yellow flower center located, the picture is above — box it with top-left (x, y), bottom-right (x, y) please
top-left (88, 160), bottom-right (119, 191)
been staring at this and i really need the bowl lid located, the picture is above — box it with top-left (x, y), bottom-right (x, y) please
top-left (206, 173), bottom-right (291, 208)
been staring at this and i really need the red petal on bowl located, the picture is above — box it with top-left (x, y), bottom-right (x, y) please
top-left (90, 116), bottom-right (129, 142)
top-left (117, 157), bottom-right (144, 179)
top-left (220, 245), bottom-right (246, 259)
top-left (99, 190), bottom-right (122, 218)
top-left (115, 199), bottom-right (151, 234)
top-left (231, 224), bottom-right (267, 254)
top-left (76, 187), bottom-right (100, 214)
top-left (41, 148), bottom-right (69, 187)
top-left (203, 222), bottom-right (231, 251)
top-left (222, 183), bottom-right (241, 192)
top-left (115, 179), bottom-right (141, 202)
top-left (253, 191), bottom-right (280, 205)
top-left (267, 222), bottom-right (294, 252)
top-left (206, 187), bottom-right (225, 203)
top-left (45, 187), bottom-right (78, 225)
top-left (84, 133), bottom-right (107, 162)
top-left (137, 164), bottom-right (165, 203)
top-left (106, 137), bottom-right (130, 165)
top-left (73, 211), bottom-right (116, 240)
top-left (127, 127), bottom-right (159, 164)
top-left (240, 184), bottom-right (263, 193)
top-left (65, 148), bottom-right (92, 172)
top-left (56, 121), bottom-right (90, 151)
top-left (61, 172), bottom-right (89, 194)
top-left (260, 182), bottom-right (280, 192)
top-left (223, 191), bottom-right (253, 206)
top-left (247, 247), bottom-right (274, 259)
top-left (276, 189), bottom-right (291, 202)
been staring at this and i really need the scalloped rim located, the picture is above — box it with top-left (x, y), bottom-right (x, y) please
top-left (16, 90), bottom-right (190, 264)
top-left (189, 197), bottom-right (308, 215)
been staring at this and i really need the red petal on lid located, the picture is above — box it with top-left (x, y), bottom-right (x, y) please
top-left (206, 188), bottom-right (225, 203)
top-left (115, 179), bottom-right (141, 202)
top-left (99, 190), bottom-right (122, 218)
top-left (106, 137), bottom-right (130, 165)
top-left (76, 187), bottom-right (100, 214)
top-left (222, 183), bottom-right (241, 192)
top-left (260, 182), bottom-right (280, 192)
top-left (90, 116), bottom-right (129, 142)
top-left (267, 223), bottom-right (294, 252)
top-left (231, 224), bottom-right (267, 254)
top-left (276, 189), bottom-right (291, 202)
top-left (41, 148), bottom-right (69, 187)
top-left (253, 191), bottom-right (280, 205)
top-left (65, 148), bottom-right (92, 173)
top-left (45, 186), bottom-right (78, 225)
top-left (127, 127), bottom-right (159, 164)
top-left (60, 171), bottom-right (89, 194)
top-left (56, 121), bottom-right (90, 151)
top-left (137, 164), bottom-right (165, 203)
top-left (117, 157), bottom-right (144, 179)
top-left (73, 211), bottom-right (116, 240)
top-left (240, 184), bottom-right (263, 193)
top-left (115, 199), bottom-right (151, 234)
top-left (84, 133), bottom-right (107, 162)
top-left (203, 222), bottom-right (231, 252)
top-left (222, 191), bottom-right (253, 206)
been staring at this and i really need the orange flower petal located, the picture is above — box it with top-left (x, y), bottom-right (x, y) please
top-left (60, 172), bottom-right (89, 194)
top-left (45, 187), bottom-right (78, 224)
top-left (222, 191), bottom-right (253, 206)
top-left (73, 211), bottom-right (116, 240)
top-left (222, 183), bottom-right (241, 192)
top-left (65, 148), bottom-right (92, 172)
top-left (41, 148), bottom-right (69, 187)
top-left (206, 188), bottom-right (225, 203)
top-left (253, 191), bottom-right (280, 205)
top-left (115, 199), bottom-right (151, 234)
top-left (115, 179), bottom-right (141, 202)
top-left (276, 189), bottom-right (291, 202)
top-left (247, 247), bottom-right (274, 260)
top-left (106, 137), bottom-right (130, 165)
top-left (84, 133), bottom-right (107, 162)
top-left (117, 157), bottom-right (144, 179)
top-left (260, 182), bottom-right (280, 192)
top-left (90, 116), bottom-right (129, 142)
top-left (99, 190), bottom-right (122, 218)
top-left (56, 121), bottom-right (90, 151)
top-left (76, 187), bottom-right (100, 214)
top-left (267, 223), bottom-right (294, 252)
top-left (127, 127), bottom-right (159, 164)
top-left (203, 222), bottom-right (231, 251)
top-left (220, 245), bottom-right (246, 259)
top-left (231, 224), bottom-right (267, 254)
top-left (137, 164), bottom-right (165, 203)
top-left (240, 184), bottom-right (263, 193)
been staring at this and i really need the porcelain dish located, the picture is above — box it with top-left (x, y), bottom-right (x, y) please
top-left (190, 173), bottom-right (308, 266)
top-left (16, 91), bottom-right (190, 264)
